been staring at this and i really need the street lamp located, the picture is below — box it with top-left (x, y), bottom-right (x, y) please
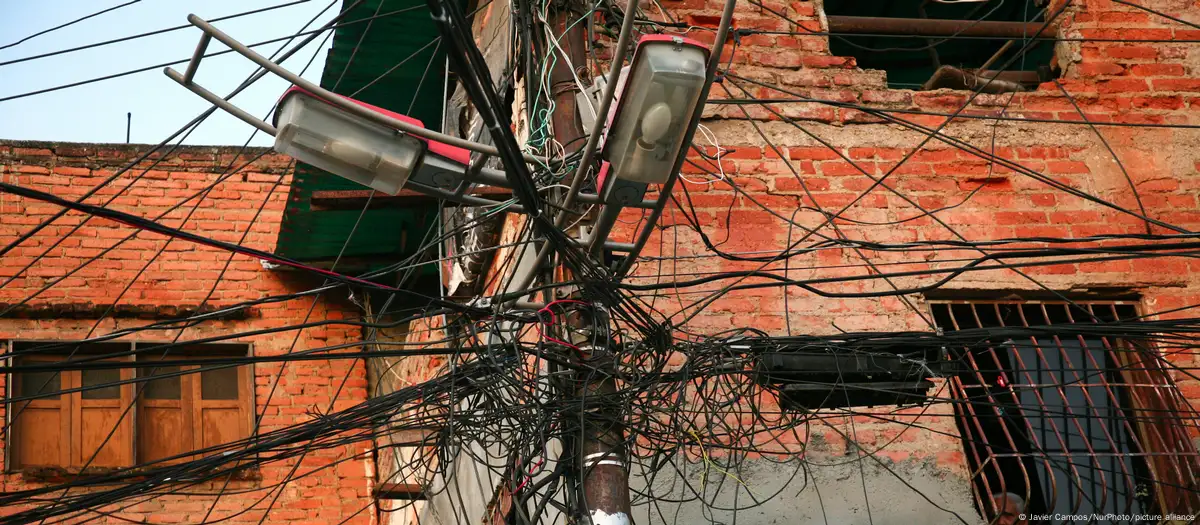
top-left (274, 88), bottom-right (428, 195)
top-left (272, 88), bottom-right (473, 195)
top-left (586, 35), bottom-right (710, 253)
top-left (601, 35), bottom-right (709, 187)
top-left (163, 14), bottom-right (486, 198)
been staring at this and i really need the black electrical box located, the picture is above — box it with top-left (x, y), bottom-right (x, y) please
top-left (755, 347), bottom-right (954, 411)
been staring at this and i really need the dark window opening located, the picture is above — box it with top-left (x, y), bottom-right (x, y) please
top-left (931, 301), bottom-right (1200, 522)
top-left (823, 0), bottom-right (1060, 92)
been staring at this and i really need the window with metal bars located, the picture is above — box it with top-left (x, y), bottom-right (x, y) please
top-left (930, 300), bottom-right (1200, 523)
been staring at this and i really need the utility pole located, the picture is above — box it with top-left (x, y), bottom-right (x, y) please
top-left (165, 2), bottom-right (732, 523)
top-left (546, 4), bottom-right (633, 524)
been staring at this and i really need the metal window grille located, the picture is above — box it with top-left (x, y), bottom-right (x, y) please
top-left (930, 300), bottom-right (1200, 523)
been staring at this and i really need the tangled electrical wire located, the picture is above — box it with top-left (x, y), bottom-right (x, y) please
top-left (3, 0), bottom-right (1200, 524)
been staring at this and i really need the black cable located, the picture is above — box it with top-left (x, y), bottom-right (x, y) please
top-left (0, 0), bottom-right (312, 68)
top-left (0, 5), bottom-right (427, 103)
top-left (704, 97), bottom-right (1200, 131)
top-left (0, 0), bottom-right (142, 51)
top-left (0, 0), bottom-right (372, 278)
top-left (725, 72), bottom-right (1194, 236)
top-left (1051, 78), bottom-right (1154, 235)
top-left (0, 180), bottom-right (484, 315)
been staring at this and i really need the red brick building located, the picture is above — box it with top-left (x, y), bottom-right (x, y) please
top-left (0, 142), bottom-right (373, 525)
top-left (3, 0), bottom-right (1200, 523)
top-left (607, 0), bottom-right (1200, 521)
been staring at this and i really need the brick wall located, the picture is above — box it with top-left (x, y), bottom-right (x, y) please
top-left (609, 0), bottom-right (1200, 496)
top-left (0, 141), bottom-right (374, 525)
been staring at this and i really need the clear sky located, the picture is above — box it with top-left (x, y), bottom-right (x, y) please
top-left (0, 0), bottom-right (340, 146)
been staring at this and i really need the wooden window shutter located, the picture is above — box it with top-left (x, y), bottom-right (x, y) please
top-left (134, 344), bottom-right (252, 465)
top-left (71, 361), bottom-right (135, 468)
top-left (136, 362), bottom-right (195, 465)
top-left (194, 364), bottom-right (251, 453)
top-left (11, 357), bottom-right (70, 469)
top-left (9, 342), bottom-right (140, 470)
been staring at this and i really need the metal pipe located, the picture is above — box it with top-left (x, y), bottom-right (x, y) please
top-left (183, 14), bottom-right (552, 166)
top-left (604, 240), bottom-right (634, 252)
top-left (182, 32), bottom-right (212, 84)
top-left (575, 193), bottom-right (603, 205)
top-left (586, 204), bottom-right (622, 254)
top-left (615, 0), bottom-right (736, 276)
top-left (469, 166), bottom-right (515, 188)
top-left (826, 15), bottom-right (1056, 39)
top-left (564, 238), bottom-right (634, 252)
top-left (921, 65), bottom-right (1027, 93)
top-left (404, 180), bottom-right (523, 212)
top-left (555, 0), bottom-right (637, 223)
top-left (979, 40), bottom-right (1015, 71)
top-left (574, 193), bottom-right (656, 208)
top-left (499, 0), bottom-right (639, 302)
top-left (164, 68), bottom-right (278, 135)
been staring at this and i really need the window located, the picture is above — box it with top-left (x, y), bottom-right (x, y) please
top-left (823, 0), bottom-right (1060, 92)
top-left (136, 344), bottom-right (252, 466)
top-left (931, 300), bottom-right (1200, 520)
top-left (7, 341), bottom-right (252, 472)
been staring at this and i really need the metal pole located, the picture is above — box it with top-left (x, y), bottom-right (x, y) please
top-left (499, 0), bottom-right (639, 303)
top-left (179, 14), bottom-right (553, 166)
top-left (578, 344), bottom-right (630, 525)
top-left (164, 68), bottom-right (279, 135)
top-left (826, 15), bottom-right (1055, 39)
top-left (125, 112), bottom-right (131, 143)
top-left (544, 5), bottom-right (632, 524)
top-left (556, 0), bottom-right (638, 219)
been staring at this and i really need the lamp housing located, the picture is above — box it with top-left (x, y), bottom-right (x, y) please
top-left (601, 35), bottom-right (709, 185)
top-left (273, 88), bottom-right (465, 195)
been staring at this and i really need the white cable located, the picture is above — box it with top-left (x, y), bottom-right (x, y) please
top-left (545, 18), bottom-right (597, 117)
top-left (680, 123), bottom-right (726, 185)
top-left (566, 205), bottom-right (596, 230)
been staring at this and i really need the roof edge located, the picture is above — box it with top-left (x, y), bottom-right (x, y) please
top-left (0, 138), bottom-right (275, 156)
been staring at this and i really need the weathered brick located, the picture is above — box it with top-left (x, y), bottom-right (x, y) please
top-left (0, 140), bottom-right (370, 525)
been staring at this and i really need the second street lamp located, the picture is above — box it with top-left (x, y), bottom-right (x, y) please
top-left (601, 35), bottom-right (709, 187)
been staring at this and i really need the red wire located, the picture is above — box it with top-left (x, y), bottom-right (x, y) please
top-left (542, 299), bottom-right (592, 310)
top-left (535, 301), bottom-right (591, 351)
top-left (513, 457), bottom-right (545, 492)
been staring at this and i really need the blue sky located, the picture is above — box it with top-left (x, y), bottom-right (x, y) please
top-left (0, 0), bottom-right (340, 146)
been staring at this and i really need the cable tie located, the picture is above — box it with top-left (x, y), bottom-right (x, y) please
top-left (582, 452), bottom-right (627, 470)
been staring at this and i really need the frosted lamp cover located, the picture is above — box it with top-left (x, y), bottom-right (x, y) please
top-left (273, 93), bottom-right (425, 195)
top-left (602, 39), bottom-right (708, 185)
